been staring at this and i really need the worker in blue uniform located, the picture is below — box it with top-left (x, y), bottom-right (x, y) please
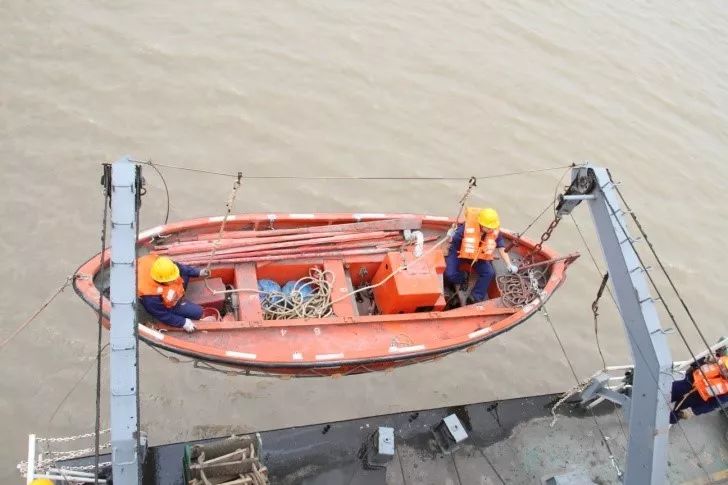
top-left (137, 254), bottom-right (211, 332)
top-left (444, 207), bottom-right (518, 304)
top-left (670, 354), bottom-right (728, 424)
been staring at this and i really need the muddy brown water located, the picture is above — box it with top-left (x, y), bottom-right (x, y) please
top-left (1, 2), bottom-right (727, 480)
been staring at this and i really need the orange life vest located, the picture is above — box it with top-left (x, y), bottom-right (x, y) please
top-left (137, 254), bottom-right (185, 309)
top-left (692, 356), bottom-right (728, 401)
top-left (458, 207), bottom-right (500, 261)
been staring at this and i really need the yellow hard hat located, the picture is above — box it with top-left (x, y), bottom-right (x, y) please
top-left (477, 208), bottom-right (500, 229)
top-left (30, 479), bottom-right (55, 485)
top-left (150, 256), bottom-right (180, 283)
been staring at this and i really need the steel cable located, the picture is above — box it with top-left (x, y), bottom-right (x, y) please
top-left (94, 164), bottom-right (111, 485)
top-left (611, 178), bottom-right (715, 357)
top-left (0, 275), bottom-right (75, 351)
top-left (132, 159), bottom-right (575, 181)
top-left (144, 159), bottom-right (170, 225)
top-left (600, 183), bottom-right (728, 421)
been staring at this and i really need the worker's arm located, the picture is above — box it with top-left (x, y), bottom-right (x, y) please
top-left (177, 263), bottom-right (201, 279)
top-left (688, 394), bottom-right (728, 417)
top-left (140, 295), bottom-right (186, 327)
top-left (496, 234), bottom-right (518, 273)
top-left (175, 262), bottom-right (210, 285)
top-left (445, 224), bottom-right (465, 269)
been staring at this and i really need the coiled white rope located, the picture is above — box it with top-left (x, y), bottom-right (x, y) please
top-left (259, 268), bottom-right (335, 320)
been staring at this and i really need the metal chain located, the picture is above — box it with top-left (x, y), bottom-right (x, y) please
top-left (498, 174), bottom-right (573, 303)
top-left (37, 429), bottom-right (110, 443)
top-left (57, 461), bottom-right (112, 472)
top-left (550, 378), bottom-right (594, 427)
top-left (519, 165), bottom-right (586, 264)
top-left (19, 441), bottom-right (112, 476)
top-left (523, 215), bottom-right (562, 264)
top-left (495, 267), bottom-right (545, 307)
top-left (506, 165), bottom-right (576, 254)
top-left (44, 443), bottom-right (111, 461)
top-left (517, 200), bottom-right (555, 238)
top-left (496, 274), bottom-right (537, 307)
top-left (19, 460), bottom-right (113, 475)
top-left (528, 269), bottom-right (545, 297)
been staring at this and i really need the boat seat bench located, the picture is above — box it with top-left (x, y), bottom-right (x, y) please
top-left (324, 259), bottom-right (359, 317)
top-left (234, 263), bottom-right (264, 324)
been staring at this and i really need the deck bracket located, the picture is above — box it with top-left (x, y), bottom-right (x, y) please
top-left (578, 372), bottom-right (631, 414)
top-left (432, 414), bottom-right (469, 454)
top-left (363, 427), bottom-right (395, 469)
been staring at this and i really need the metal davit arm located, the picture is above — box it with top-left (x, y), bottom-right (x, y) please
top-left (556, 164), bottom-right (672, 485)
top-left (109, 157), bottom-right (143, 484)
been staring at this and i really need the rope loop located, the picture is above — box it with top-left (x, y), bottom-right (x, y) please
top-left (205, 175), bottom-right (244, 275)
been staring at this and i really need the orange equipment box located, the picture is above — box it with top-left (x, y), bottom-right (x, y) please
top-left (372, 250), bottom-right (446, 314)
top-left (185, 277), bottom-right (226, 310)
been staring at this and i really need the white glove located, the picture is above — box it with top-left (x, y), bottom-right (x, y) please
top-left (678, 408), bottom-right (694, 420)
top-left (199, 268), bottom-right (211, 278)
top-left (183, 318), bottom-right (196, 333)
top-left (446, 226), bottom-right (456, 239)
top-left (507, 263), bottom-right (519, 274)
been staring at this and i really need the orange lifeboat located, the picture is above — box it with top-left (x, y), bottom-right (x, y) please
top-left (73, 213), bottom-right (578, 377)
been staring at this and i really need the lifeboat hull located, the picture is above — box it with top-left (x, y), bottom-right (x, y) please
top-left (73, 213), bottom-right (577, 377)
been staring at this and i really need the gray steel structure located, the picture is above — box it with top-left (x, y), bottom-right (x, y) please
top-left (109, 157), bottom-right (143, 484)
top-left (557, 164), bottom-right (672, 485)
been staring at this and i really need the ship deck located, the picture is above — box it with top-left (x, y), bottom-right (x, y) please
top-left (64, 392), bottom-right (728, 484)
